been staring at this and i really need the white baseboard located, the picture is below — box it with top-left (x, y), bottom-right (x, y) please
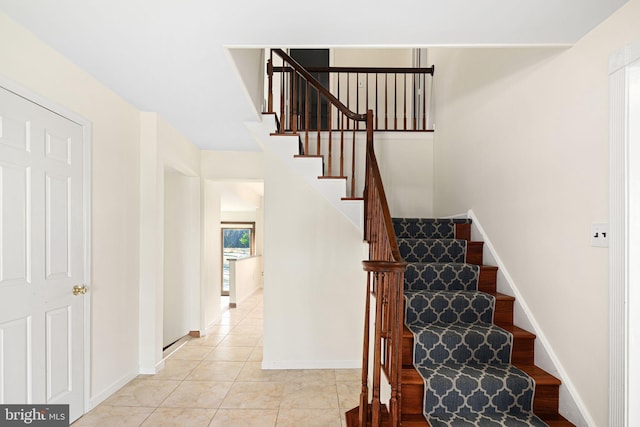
top-left (87, 368), bottom-right (138, 410)
top-left (467, 209), bottom-right (593, 426)
top-left (261, 359), bottom-right (361, 370)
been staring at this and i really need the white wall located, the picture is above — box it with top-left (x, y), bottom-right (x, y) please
top-left (201, 179), bottom-right (223, 330)
top-left (375, 133), bottom-right (434, 218)
top-left (139, 112), bottom-right (201, 374)
top-left (262, 142), bottom-right (366, 369)
top-left (429, 1), bottom-right (640, 425)
top-left (163, 171), bottom-right (200, 347)
top-left (229, 256), bottom-right (263, 307)
top-left (0, 12), bottom-right (142, 406)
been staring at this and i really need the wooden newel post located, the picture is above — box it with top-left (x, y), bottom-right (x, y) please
top-left (267, 58), bottom-right (273, 114)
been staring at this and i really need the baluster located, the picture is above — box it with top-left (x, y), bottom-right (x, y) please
top-left (340, 113), bottom-right (345, 177)
top-left (292, 69), bottom-right (298, 134)
top-left (317, 88), bottom-right (321, 156)
top-left (371, 272), bottom-right (385, 427)
top-left (422, 72), bottom-right (427, 130)
top-left (356, 73), bottom-right (360, 130)
top-left (375, 73), bottom-right (379, 130)
top-left (328, 105), bottom-right (333, 176)
top-left (267, 57), bottom-right (273, 113)
top-left (346, 73), bottom-right (350, 130)
top-left (384, 73), bottom-right (388, 130)
top-left (394, 73), bottom-right (397, 130)
top-left (305, 80), bottom-right (310, 154)
top-left (413, 73), bottom-right (417, 130)
top-left (351, 127), bottom-right (356, 197)
top-left (366, 73), bottom-right (370, 123)
top-left (403, 74), bottom-right (407, 131)
top-left (280, 64), bottom-right (285, 133)
top-left (359, 272), bottom-right (372, 427)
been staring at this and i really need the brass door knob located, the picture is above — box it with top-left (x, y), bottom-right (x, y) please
top-left (73, 285), bottom-right (88, 296)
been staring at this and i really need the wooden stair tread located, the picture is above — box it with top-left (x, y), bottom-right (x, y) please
top-left (515, 364), bottom-right (562, 386)
top-left (539, 413), bottom-right (575, 426)
top-left (318, 175), bottom-right (347, 180)
top-left (402, 322), bottom-right (532, 338)
top-left (499, 324), bottom-right (536, 339)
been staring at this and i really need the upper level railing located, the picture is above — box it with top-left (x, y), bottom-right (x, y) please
top-left (266, 49), bottom-right (408, 427)
top-left (269, 59), bottom-right (434, 133)
top-left (267, 49), bottom-right (434, 199)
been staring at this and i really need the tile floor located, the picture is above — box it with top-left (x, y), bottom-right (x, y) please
top-left (72, 290), bottom-right (361, 426)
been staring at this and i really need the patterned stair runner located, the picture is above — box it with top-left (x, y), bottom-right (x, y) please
top-left (393, 218), bottom-right (548, 427)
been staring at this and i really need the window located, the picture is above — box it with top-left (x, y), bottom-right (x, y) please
top-left (221, 222), bottom-right (255, 296)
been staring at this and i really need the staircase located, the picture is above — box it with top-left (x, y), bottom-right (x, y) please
top-left (386, 218), bottom-right (573, 426)
top-left (264, 48), bottom-right (576, 427)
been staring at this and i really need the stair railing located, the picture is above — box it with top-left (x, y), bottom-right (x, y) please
top-left (268, 49), bottom-right (368, 198)
top-left (360, 111), bottom-right (407, 427)
top-left (266, 49), bottom-right (407, 427)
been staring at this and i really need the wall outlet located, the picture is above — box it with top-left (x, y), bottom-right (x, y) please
top-left (591, 223), bottom-right (609, 247)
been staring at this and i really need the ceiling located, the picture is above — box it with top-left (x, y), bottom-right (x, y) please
top-left (0, 0), bottom-right (628, 152)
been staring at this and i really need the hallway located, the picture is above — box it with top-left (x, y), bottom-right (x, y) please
top-left (73, 290), bottom-right (361, 426)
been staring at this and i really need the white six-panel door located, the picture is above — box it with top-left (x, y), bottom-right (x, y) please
top-left (0, 86), bottom-right (85, 421)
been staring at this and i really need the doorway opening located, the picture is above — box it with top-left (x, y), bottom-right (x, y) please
top-left (221, 222), bottom-right (256, 296)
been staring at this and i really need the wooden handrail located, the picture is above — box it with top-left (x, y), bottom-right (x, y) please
top-left (270, 55), bottom-right (435, 132)
top-left (271, 49), bottom-right (367, 122)
top-left (357, 110), bottom-right (407, 427)
top-left (266, 51), bottom-right (408, 427)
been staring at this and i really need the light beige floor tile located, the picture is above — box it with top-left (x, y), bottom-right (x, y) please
top-left (161, 381), bottom-right (233, 408)
top-left (276, 408), bottom-right (342, 427)
top-left (280, 383), bottom-right (339, 409)
top-left (186, 334), bottom-right (226, 347)
top-left (141, 407), bottom-right (216, 427)
top-left (284, 369), bottom-right (337, 384)
top-left (208, 409), bottom-right (278, 427)
top-left (205, 346), bottom-right (253, 362)
top-left (335, 369), bottom-right (361, 383)
top-left (218, 334), bottom-right (261, 347)
top-left (235, 362), bottom-right (289, 382)
top-left (336, 382), bottom-right (361, 412)
top-left (205, 324), bottom-right (233, 335)
top-left (220, 382), bottom-right (284, 409)
top-left (187, 361), bottom-right (244, 381)
top-left (247, 347), bottom-right (263, 362)
top-left (103, 379), bottom-right (180, 407)
top-left (71, 405), bottom-right (154, 426)
top-left (169, 345), bottom-right (213, 361)
top-left (141, 359), bottom-right (199, 381)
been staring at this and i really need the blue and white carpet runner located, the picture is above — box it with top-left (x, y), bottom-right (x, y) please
top-left (394, 218), bottom-right (548, 427)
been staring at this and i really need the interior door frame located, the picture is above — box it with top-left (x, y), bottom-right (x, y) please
top-left (609, 39), bottom-right (640, 427)
top-left (0, 74), bottom-right (92, 416)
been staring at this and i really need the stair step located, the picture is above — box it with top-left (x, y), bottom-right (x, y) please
top-left (404, 262), bottom-right (480, 292)
top-left (539, 413), bottom-right (576, 426)
top-left (478, 265), bottom-right (498, 293)
top-left (393, 218), bottom-right (472, 239)
top-left (493, 292), bottom-right (515, 326)
top-left (516, 364), bottom-right (562, 415)
top-left (400, 364), bottom-right (564, 420)
top-left (409, 322), bottom-right (513, 365)
top-left (455, 222), bottom-right (471, 241)
top-left (399, 239), bottom-right (468, 263)
top-left (403, 323), bottom-right (534, 366)
top-left (318, 175), bottom-right (347, 180)
top-left (466, 241), bottom-right (483, 264)
top-left (405, 290), bottom-right (496, 325)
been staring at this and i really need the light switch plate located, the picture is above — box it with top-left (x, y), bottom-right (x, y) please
top-left (591, 223), bottom-right (609, 247)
